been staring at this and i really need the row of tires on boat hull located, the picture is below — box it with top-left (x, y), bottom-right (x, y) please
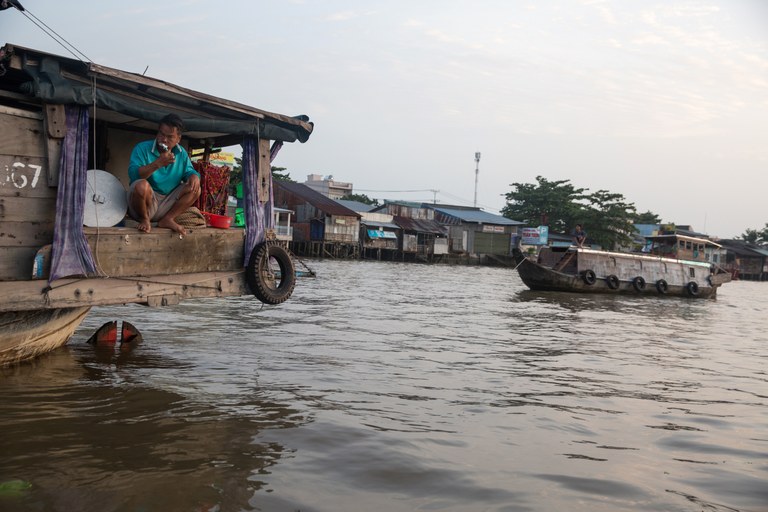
top-left (580, 270), bottom-right (703, 296)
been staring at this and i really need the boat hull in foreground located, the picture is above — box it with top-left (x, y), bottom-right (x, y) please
top-left (0, 307), bottom-right (91, 366)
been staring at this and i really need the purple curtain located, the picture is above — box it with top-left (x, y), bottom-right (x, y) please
top-left (49, 105), bottom-right (96, 282)
top-left (242, 137), bottom-right (268, 263)
top-left (270, 140), bottom-right (283, 162)
top-left (242, 138), bottom-right (283, 263)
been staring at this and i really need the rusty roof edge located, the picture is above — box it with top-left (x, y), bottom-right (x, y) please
top-left (3, 44), bottom-right (312, 133)
top-left (87, 63), bottom-right (312, 130)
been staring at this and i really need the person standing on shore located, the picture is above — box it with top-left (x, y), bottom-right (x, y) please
top-left (127, 114), bottom-right (200, 236)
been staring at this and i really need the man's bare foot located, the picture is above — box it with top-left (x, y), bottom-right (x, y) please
top-left (138, 219), bottom-right (152, 233)
top-left (157, 216), bottom-right (187, 236)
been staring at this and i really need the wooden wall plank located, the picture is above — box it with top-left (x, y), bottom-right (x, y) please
top-left (0, 246), bottom-right (37, 281)
top-left (0, 112), bottom-right (46, 158)
top-left (3, 227), bottom-right (248, 281)
top-left (0, 221), bottom-right (54, 247)
top-left (0, 270), bottom-right (250, 312)
top-left (0, 196), bottom-right (56, 222)
top-left (87, 228), bottom-right (245, 277)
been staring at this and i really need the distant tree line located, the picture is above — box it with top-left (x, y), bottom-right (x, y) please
top-left (738, 224), bottom-right (768, 246)
top-left (339, 193), bottom-right (380, 206)
top-left (501, 176), bottom-right (662, 250)
top-left (224, 160), bottom-right (767, 246)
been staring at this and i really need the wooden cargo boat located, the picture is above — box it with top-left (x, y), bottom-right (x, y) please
top-left (512, 235), bottom-right (731, 299)
top-left (0, 43), bottom-right (313, 365)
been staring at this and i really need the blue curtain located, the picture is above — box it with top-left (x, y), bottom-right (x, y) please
top-left (49, 105), bottom-right (96, 282)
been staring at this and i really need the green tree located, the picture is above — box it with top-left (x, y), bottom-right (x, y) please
top-left (501, 176), bottom-right (587, 233)
top-left (502, 176), bottom-right (646, 250)
top-left (229, 157), bottom-right (293, 194)
top-left (340, 193), bottom-right (380, 206)
top-left (271, 166), bottom-right (293, 182)
top-left (739, 223), bottom-right (768, 245)
top-left (740, 229), bottom-right (760, 244)
top-left (633, 210), bottom-right (661, 224)
top-left (230, 157), bottom-right (242, 193)
top-left (579, 190), bottom-right (638, 249)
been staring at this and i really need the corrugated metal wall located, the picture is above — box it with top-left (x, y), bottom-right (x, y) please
top-left (474, 232), bottom-right (511, 255)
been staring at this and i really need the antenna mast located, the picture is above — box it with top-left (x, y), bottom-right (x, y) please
top-left (474, 151), bottom-right (481, 207)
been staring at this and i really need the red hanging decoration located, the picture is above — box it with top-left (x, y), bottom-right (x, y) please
top-left (193, 161), bottom-right (231, 216)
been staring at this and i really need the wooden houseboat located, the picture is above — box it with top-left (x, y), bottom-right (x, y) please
top-left (512, 234), bottom-right (731, 298)
top-left (0, 43), bottom-right (313, 365)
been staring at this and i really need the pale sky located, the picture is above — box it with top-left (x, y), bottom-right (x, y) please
top-left (2, 1), bottom-right (766, 237)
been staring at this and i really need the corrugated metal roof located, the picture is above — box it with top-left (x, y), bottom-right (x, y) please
top-left (393, 216), bottom-right (447, 235)
top-left (383, 200), bottom-right (423, 208)
top-left (647, 234), bottom-right (721, 248)
top-left (336, 199), bottom-right (376, 212)
top-left (275, 181), bottom-right (360, 217)
top-left (361, 219), bottom-right (400, 230)
top-left (676, 228), bottom-right (710, 238)
top-left (720, 240), bottom-right (768, 257)
top-left (432, 206), bottom-right (524, 225)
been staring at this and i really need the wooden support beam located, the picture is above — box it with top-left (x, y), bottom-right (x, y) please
top-left (258, 137), bottom-right (271, 204)
top-left (43, 104), bottom-right (65, 187)
top-left (0, 270), bottom-right (250, 312)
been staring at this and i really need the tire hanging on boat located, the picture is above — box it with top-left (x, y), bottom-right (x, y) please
top-left (605, 274), bottom-right (620, 289)
top-left (655, 279), bottom-right (668, 294)
top-left (246, 242), bottom-right (296, 305)
top-left (582, 269), bottom-right (597, 285)
top-left (686, 281), bottom-right (699, 296)
top-left (632, 276), bottom-right (646, 292)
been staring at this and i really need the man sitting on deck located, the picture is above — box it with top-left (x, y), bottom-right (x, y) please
top-left (572, 224), bottom-right (587, 248)
top-left (127, 114), bottom-right (201, 236)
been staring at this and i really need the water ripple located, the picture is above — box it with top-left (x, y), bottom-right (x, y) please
top-left (1, 261), bottom-right (765, 511)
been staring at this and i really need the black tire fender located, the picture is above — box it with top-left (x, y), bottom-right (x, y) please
top-left (582, 269), bottom-right (597, 285)
top-left (605, 274), bottom-right (620, 289)
top-left (686, 281), bottom-right (699, 296)
top-left (246, 242), bottom-right (296, 305)
top-left (655, 279), bottom-right (668, 294)
top-left (632, 276), bottom-right (646, 292)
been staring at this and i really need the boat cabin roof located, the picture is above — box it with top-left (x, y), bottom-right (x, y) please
top-left (645, 234), bottom-right (721, 248)
top-left (575, 247), bottom-right (714, 268)
top-left (0, 43), bottom-right (313, 148)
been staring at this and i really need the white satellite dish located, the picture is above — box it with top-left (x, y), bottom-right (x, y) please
top-left (83, 169), bottom-right (128, 227)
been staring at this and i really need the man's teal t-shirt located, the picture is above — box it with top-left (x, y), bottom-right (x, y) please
top-left (128, 140), bottom-right (199, 195)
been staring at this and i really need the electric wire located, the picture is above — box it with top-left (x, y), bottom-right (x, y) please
top-left (19, 8), bottom-right (92, 62)
top-left (88, 74), bottom-right (110, 278)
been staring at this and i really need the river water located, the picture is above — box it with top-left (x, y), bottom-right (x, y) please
top-left (1, 260), bottom-right (766, 512)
